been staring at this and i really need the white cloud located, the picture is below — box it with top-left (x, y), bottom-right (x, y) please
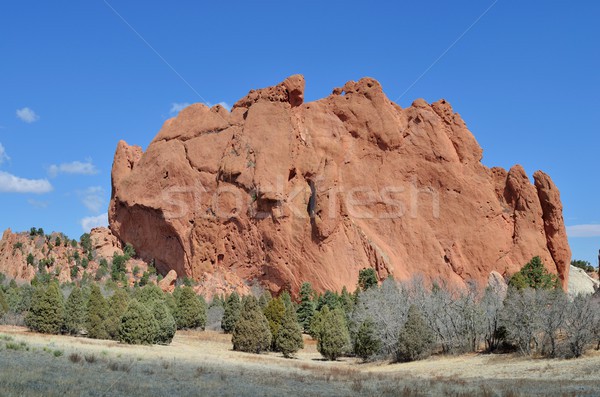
top-left (48, 160), bottom-right (98, 177)
top-left (0, 171), bottom-right (53, 194)
top-left (207, 101), bottom-right (231, 111)
top-left (28, 199), bottom-right (49, 209)
top-left (16, 107), bottom-right (39, 123)
top-left (567, 224), bottom-right (600, 238)
top-left (170, 102), bottom-right (191, 115)
top-left (79, 186), bottom-right (105, 213)
top-left (169, 101), bottom-right (231, 115)
top-left (81, 212), bottom-right (108, 232)
top-left (0, 143), bottom-right (9, 164)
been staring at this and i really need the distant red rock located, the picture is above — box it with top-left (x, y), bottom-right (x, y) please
top-left (108, 75), bottom-right (571, 295)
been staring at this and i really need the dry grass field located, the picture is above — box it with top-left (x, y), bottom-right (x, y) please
top-left (1, 325), bottom-right (599, 396)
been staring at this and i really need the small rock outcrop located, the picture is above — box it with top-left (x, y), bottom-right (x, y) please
top-left (109, 75), bottom-right (571, 295)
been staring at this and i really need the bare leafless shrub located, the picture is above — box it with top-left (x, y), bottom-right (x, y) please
top-left (84, 354), bottom-right (97, 364)
top-left (564, 294), bottom-right (598, 358)
top-left (68, 353), bottom-right (82, 363)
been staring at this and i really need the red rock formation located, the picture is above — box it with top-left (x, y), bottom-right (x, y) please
top-left (109, 75), bottom-right (571, 294)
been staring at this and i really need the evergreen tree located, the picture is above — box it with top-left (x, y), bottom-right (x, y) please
top-left (258, 291), bottom-right (272, 309)
top-left (297, 282), bottom-right (315, 333)
top-left (136, 284), bottom-right (165, 306)
top-left (275, 305), bottom-right (304, 358)
top-left (105, 289), bottom-right (130, 340)
top-left (86, 284), bottom-right (109, 339)
top-left (118, 299), bottom-right (159, 345)
top-left (175, 286), bottom-right (205, 330)
top-left (25, 282), bottom-right (65, 334)
top-left (396, 305), bottom-right (435, 362)
top-left (0, 288), bottom-right (8, 317)
top-left (313, 306), bottom-right (350, 360)
top-left (339, 286), bottom-right (354, 316)
top-left (264, 297), bottom-right (286, 350)
top-left (135, 285), bottom-right (176, 344)
top-left (316, 290), bottom-right (340, 311)
top-left (509, 256), bottom-right (560, 290)
top-left (152, 302), bottom-right (176, 345)
top-left (358, 268), bottom-right (378, 291)
top-left (221, 291), bottom-right (241, 334)
top-left (354, 318), bottom-right (381, 361)
top-left (232, 296), bottom-right (272, 353)
top-left (280, 290), bottom-right (293, 311)
top-left (63, 287), bottom-right (86, 335)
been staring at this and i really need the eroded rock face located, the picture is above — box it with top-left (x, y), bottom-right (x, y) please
top-left (109, 75), bottom-right (571, 295)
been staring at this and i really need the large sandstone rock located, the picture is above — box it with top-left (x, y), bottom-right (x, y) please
top-left (568, 265), bottom-right (599, 297)
top-left (109, 75), bottom-right (571, 295)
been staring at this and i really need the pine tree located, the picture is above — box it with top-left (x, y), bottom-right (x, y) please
top-left (175, 286), bottom-right (205, 330)
top-left (264, 297), bottom-right (286, 350)
top-left (509, 256), bottom-right (560, 290)
top-left (136, 285), bottom-right (176, 344)
top-left (152, 302), bottom-right (176, 345)
top-left (105, 289), bottom-right (130, 340)
top-left (258, 291), bottom-right (272, 309)
top-left (339, 286), bottom-right (354, 316)
top-left (118, 299), bottom-right (159, 345)
top-left (358, 268), bottom-right (378, 291)
top-left (64, 287), bottom-right (86, 335)
top-left (313, 306), bottom-right (350, 360)
top-left (0, 288), bottom-right (8, 317)
top-left (232, 296), bottom-right (272, 353)
top-left (25, 282), bottom-right (65, 334)
top-left (86, 284), bottom-right (109, 339)
top-left (296, 282), bottom-right (315, 333)
top-left (280, 291), bottom-right (293, 311)
top-left (396, 305), bottom-right (435, 362)
top-left (221, 291), bottom-right (241, 334)
top-left (354, 318), bottom-right (381, 361)
top-left (275, 305), bottom-right (304, 358)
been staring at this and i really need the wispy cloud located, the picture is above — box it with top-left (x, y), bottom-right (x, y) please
top-left (0, 171), bottom-right (53, 194)
top-left (207, 101), bottom-right (231, 111)
top-left (0, 143), bottom-right (9, 164)
top-left (81, 212), bottom-right (108, 232)
top-left (48, 160), bottom-right (98, 177)
top-left (170, 102), bottom-right (191, 115)
top-left (169, 101), bottom-right (231, 115)
top-left (79, 186), bottom-right (105, 213)
top-left (16, 107), bottom-right (39, 123)
top-left (28, 199), bottom-right (49, 209)
top-left (567, 224), bottom-right (600, 238)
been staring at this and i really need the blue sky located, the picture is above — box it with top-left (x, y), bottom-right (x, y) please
top-left (1, 1), bottom-right (598, 265)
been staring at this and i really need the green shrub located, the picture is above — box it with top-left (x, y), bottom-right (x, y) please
top-left (509, 256), bottom-right (559, 290)
top-left (0, 288), bottom-right (8, 317)
top-left (86, 284), bottom-right (109, 339)
top-left (118, 299), bottom-right (158, 345)
top-left (297, 282), bottom-right (315, 333)
top-left (264, 297), bottom-right (286, 350)
top-left (221, 291), bottom-right (241, 334)
top-left (175, 287), bottom-right (206, 330)
top-left (396, 305), bottom-right (434, 362)
top-left (232, 296), bottom-right (272, 354)
top-left (275, 305), bottom-right (304, 358)
top-left (25, 282), bottom-right (65, 334)
top-left (354, 318), bottom-right (381, 361)
top-left (64, 287), bottom-right (86, 335)
top-left (313, 306), bottom-right (350, 361)
top-left (105, 289), bottom-right (130, 340)
top-left (358, 268), bottom-right (378, 291)
top-left (152, 302), bottom-right (176, 345)
top-left (571, 259), bottom-right (595, 273)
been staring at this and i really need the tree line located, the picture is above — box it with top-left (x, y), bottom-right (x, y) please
top-left (2, 256), bottom-right (599, 361)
